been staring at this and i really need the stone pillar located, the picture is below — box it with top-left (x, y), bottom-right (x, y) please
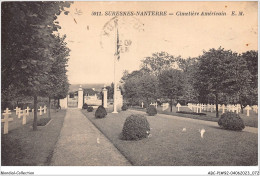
top-left (78, 85), bottom-right (84, 109)
top-left (116, 87), bottom-right (123, 111)
top-left (103, 86), bottom-right (108, 108)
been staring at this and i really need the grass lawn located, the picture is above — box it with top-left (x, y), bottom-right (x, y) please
top-left (82, 108), bottom-right (258, 166)
top-left (1, 109), bottom-right (66, 166)
top-left (130, 106), bottom-right (258, 128)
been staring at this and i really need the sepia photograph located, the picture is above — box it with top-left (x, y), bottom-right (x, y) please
top-left (1, 1), bottom-right (259, 175)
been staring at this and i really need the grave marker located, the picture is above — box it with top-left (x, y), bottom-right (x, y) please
top-left (196, 104), bottom-right (199, 113)
top-left (141, 102), bottom-right (144, 108)
top-left (1, 109), bottom-right (13, 134)
top-left (162, 103), bottom-right (169, 111)
top-left (38, 106), bottom-right (43, 116)
top-left (221, 104), bottom-right (225, 114)
top-left (43, 105), bottom-right (47, 114)
top-left (25, 107), bottom-right (30, 115)
top-left (245, 105), bottom-right (251, 117)
top-left (252, 105), bottom-right (258, 114)
top-left (176, 103), bottom-right (181, 111)
top-left (22, 110), bottom-right (27, 125)
top-left (18, 109), bottom-right (22, 118)
top-left (14, 107), bottom-right (20, 115)
top-left (231, 105), bottom-right (235, 112)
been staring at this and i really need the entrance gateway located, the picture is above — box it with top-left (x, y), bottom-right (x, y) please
top-left (60, 86), bottom-right (84, 109)
top-left (59, 85), bottom-right (123, 110)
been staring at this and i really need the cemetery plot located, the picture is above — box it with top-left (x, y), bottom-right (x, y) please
top-left (1, 107), bottom-right (50, 135)
top-left (1, 110), bottom-right (66, 166)
top-left (131, 104), bottom-right (258, 128)
top-left (82, 109), bottom-right (257, 166)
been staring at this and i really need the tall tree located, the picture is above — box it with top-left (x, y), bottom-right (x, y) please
top-left (141, 51), bottom-right (179, 76)
top-left (193, 47), bottom-right (237, 118)
top-left (44, 35), bottom-right (70, 118)
top-left (2, 2), bottom-right (72, 130)
top-left (223, 53), bottom-right (253, 112)
top-left (241, 50), bottom-right (258, 105)
top-left (158, 69), bottom-right (184, 112)
top-left (176, 57), bottom-right (198, 103)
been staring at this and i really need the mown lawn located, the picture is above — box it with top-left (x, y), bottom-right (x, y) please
top-left (1, 109), bottom-right (66, 166)
top-left (130, 106), bottom-right (258, 128)
top-left (82, 108), bottom-right (258, 166)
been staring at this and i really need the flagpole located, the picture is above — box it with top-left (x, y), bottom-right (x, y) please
top-left (112, 19), bottom-right (118, 113)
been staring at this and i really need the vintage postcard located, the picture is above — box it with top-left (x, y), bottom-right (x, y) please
top-left (1, 1), bottom-right (258, 175)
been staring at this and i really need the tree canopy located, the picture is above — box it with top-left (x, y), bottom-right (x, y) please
top-left (2, 1), bottom-right (72, 130)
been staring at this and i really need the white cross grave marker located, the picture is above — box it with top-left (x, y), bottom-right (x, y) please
top-left (221, 104), bottom-right (225, 114)
top-left (231, 105), bottom-right (235, 112)
top-left (188, 103), bottom-right (192, 110)
top-left (196, 104), bottom-right (199, 113)
top-left (38, 106), bottom-right (43, 116)
top-left (176, 103), bottom-right (181, 111)
top-left (1, 109), bottom-right (13, 134)
top-left (18, 109), bottom-right (22, 118)
top-left (252, 105), bottom-right (258, 114)
top-left (43, 105), bottom-right (47, 114)
top-left (14, 107), bottom-right (19, 115)
top-left (25, 107), bottom-right (30, 115)
top-left (22, 110), bottom-right (27, 125)
top-left (245, 105), bottom-right (251, 117)
top-left (235, 105), bottom-right (239, 114)
top-left (162, 103), bottom-right (169, 111)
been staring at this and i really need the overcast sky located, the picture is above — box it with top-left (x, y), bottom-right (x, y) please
top-left (57, 1), bottom-right (258, 84)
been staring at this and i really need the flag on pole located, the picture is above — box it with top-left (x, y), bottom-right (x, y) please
top-left (116, 28), bottom-right (120, 61)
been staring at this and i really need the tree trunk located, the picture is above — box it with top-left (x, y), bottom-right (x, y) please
top-left (170, 98), bottom-right (173, 112)
top-left (48, 97), bottom-right (51, 118)
top-left (240, 99), bottom-right (244, 114)
top-left (146, 97), bottom-right (149, 108)
top-left (33, 95), bottom-right (38, 131)
top-left (215, 93), bottom-right (219, 118)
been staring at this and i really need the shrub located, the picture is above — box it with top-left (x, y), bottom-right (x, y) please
top-left (82, 103), bottom-right (88, 109)
top-left (146, 105), bottom-right (157, 116)
top-left (121, 104), bottom-right (128, 111)
top-left (95, 105), bottom-right (107, 118)
top-left (37, 118), bottom-right (51, 126)
top-left (122, 114), bottom-right (150, 140)
top-left (87, 106), bottom-right (94, 112)
top-left (218, 112), bottom-right (245, 131)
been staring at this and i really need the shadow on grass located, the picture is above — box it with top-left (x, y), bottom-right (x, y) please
top-left (1, 110), bottom-right (66, 166)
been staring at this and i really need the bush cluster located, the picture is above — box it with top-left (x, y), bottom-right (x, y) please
top-left (121, 104), bottom-right (128, 111)
top-left (218, 112), bottom-right (245, 131)
top-left (82, 103), bottom-right (88, 109)
top-left (95, 105), bottom-right (107, 118)
top-left (146, 105), bottom-right (157, 116)
top-left (122, 114), bottom-right (150, 140)
top-left (87, 106), bottom-right (94, 112)
top-left (37, 118), bottom-right (51, 126)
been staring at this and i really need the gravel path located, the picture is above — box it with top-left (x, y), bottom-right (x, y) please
top-left (50, 108), bottom-right (131, 166)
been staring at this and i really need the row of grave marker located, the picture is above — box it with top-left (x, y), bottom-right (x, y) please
top-left (184, 103), bottom-right (257, 117)
top-left (1, 106), bottom-right (47, 134)
top-left (142, 102), bottom-right (258, 117)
